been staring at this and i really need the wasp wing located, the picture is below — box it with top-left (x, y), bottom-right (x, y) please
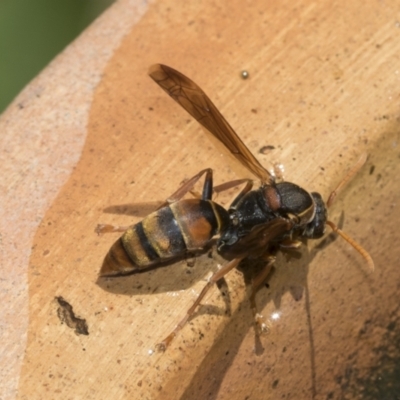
top-left (149, 64), bottom-right (274, 184)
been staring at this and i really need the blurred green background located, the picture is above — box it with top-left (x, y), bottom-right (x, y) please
top-left (0, 0), bottom-right (115, 114)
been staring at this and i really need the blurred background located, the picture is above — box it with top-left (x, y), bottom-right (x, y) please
top-left (0, 0), bottom-right (115, 114)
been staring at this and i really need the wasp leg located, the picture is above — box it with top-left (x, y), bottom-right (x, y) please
top-left (157, 168), bottom-right (214, 210)
top-left (156, 257), bottom-right (243, 351)
top-left (95, 224), bottom-right (132, 235)
top-left (213, 178), bottom-right (253, 194)
top-left (249, 256), bottom-right (276, 335)
top-left (214, 179), bottom-right (254, 209)
top-left (164, 175), bottom-right (253, 207)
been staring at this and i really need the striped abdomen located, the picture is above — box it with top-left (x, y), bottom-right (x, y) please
top-left (100, 199), bottom-right (229, 276)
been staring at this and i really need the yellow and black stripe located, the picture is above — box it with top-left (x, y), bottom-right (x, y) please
top-left (100, 199), bottom-right (229, 276)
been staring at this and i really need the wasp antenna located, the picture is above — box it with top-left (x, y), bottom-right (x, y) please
top-left (327, 153), bottom-right (368, 208)
top-left (326, 220), bottom-right (374, 272)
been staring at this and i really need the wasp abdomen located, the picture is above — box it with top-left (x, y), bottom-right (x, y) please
top-left (100, 199), bottom-right (229, 276)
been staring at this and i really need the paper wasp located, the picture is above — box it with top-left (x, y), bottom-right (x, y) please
top-left (98, 64), bottom-right (374, 350)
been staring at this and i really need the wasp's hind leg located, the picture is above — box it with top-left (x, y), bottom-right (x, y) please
top-left (249, 256), bottom-right (276, 335)
top-left (214, 179), bottom-right (253, 208)
top-left (154, 168), bottom-right (216, 210)
top-left (156, 257), bottom-right (243, 351)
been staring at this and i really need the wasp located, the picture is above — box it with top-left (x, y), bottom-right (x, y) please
top-left (98, 64), bottom-right (374, 351)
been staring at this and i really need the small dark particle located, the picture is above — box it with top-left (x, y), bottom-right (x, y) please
top-left (56, 296), bottom-right (89, 336)
top-left (259, 145), bottom-right (275, 155)
top-left (186, 253), bottom-right (196, 267)
top-left (369, 165), bottom-right (375, 175)
top-left (251, 108), bottom-right (257, 114)
top-left (240, 70), bottom-right (249, 79)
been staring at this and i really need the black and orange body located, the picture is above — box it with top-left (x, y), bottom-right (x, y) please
top-left (100, 178), bottom-right (230, 276)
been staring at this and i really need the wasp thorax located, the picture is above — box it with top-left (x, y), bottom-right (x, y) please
top-left (275, 182), bottom-right (315, 225)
